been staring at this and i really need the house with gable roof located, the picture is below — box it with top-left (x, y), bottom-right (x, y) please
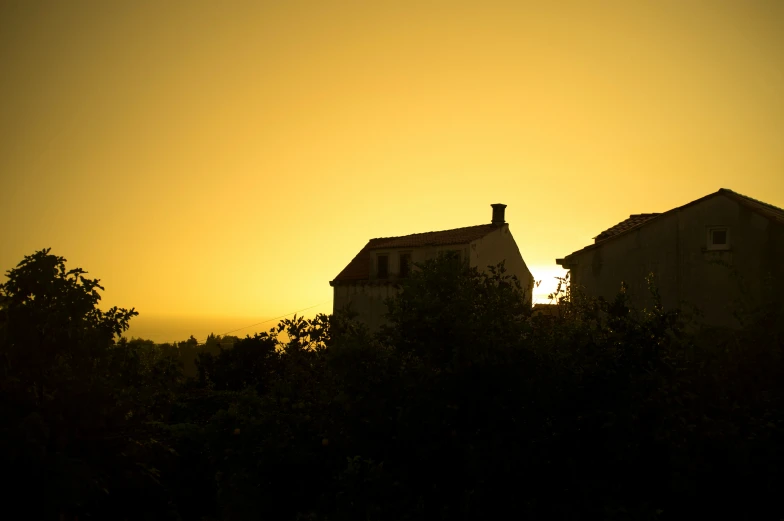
top-left (330, 204), bottom-right (534, 331)
top-left (556, 188), bottom-right (784, 327)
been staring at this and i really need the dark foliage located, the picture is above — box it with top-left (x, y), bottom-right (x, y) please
top-left (2, 249), bottom-right (783, 520)
top-left (0, 249), bottom-right (181, 519)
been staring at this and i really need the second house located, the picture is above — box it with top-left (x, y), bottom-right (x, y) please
top-left (329, 204), bottom-right (534, 331)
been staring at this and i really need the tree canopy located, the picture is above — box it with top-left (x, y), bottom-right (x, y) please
top-left (2, 248), bottom-right (783, 520)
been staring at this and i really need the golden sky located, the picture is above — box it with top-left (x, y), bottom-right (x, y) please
top-left (2, 1), bottom-right (783, 341)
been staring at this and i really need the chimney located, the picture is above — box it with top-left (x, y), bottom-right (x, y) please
top-left (491, 203), bottom-right (507, 225)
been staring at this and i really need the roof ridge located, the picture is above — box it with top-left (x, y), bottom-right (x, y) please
top-left (370, 222), bottom-right (495, 241)
top-left (561, 188), bottom-right (784, 264)
top-left (720, 188), bottom-right (784, 216)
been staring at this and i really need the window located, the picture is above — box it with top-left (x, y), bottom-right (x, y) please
top-left (399, 253), bottom-right (412, 278)
top-left (706, 226), bottom-right (730, 251)
top-left (442, 249), bottom-right (464, 269)
top-left (377, 254), bottom-right (389, 279)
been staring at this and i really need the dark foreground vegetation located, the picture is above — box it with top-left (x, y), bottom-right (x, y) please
top-left (2, 249), bottom-right (783, 520)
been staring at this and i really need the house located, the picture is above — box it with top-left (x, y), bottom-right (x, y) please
top-left (330, 204), bottom-right (535, 330)
top-left (556, 188), bottom-right (784, 327)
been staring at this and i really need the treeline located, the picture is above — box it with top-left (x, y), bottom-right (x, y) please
top-left (1, 249), bottom-right (783, 520)
top-left (125, 334), bottom-right (241, 378)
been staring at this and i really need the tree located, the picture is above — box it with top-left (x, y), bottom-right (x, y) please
top-left (1, 249), bottom-right (136, 396)
top-left (0, 249), bottom-right (177, 519)
top-left (195, 331), bottom-right (280, 392)
top-left (381, 253), bottom-right (532, 371)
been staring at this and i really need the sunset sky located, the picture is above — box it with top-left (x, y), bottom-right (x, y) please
top-left (2, 1), bottom-right (783, 342)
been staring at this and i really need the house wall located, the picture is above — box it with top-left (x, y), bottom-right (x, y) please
top-left (565, 195), bottom-right (784, 327)
top-left (332, 245), bottom-right (457, 331)
top-left (332, 283), bottom-right (401, 331)
top-left (468, 224), bottom-right (535, 304)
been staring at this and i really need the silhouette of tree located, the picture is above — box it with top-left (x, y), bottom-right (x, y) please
top-left (3, 248), bottom-right (783, 520)
top-left (0, 249), bottom-right (178, 519)
top-left (382, 254), bottom-right (532, 371)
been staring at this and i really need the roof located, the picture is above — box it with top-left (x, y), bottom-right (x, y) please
top-left (593, 213), bottom-right (660, 242)
top-left (558, 188), bottom-right (784, 263)
top-left (331, 223), bottom-right (499, 284)
top-left (722, 188), bottom-right (784, 225)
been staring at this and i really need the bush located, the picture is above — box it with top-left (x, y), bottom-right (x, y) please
top-left (4, 249), bottom-right (783, 520)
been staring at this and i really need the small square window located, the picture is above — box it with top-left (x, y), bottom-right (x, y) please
top-left (711, 230), bottom-right (727, 245)
top-left (377, 255), bottom-right (389, 279)
top-left (399, 253), bottom-right (411, 278)
top-left (706, 227), bottom-right (730, 251)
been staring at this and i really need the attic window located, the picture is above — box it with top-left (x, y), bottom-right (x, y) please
top-left (377, 254), bottom-right (389, 279)
top-left (707, 226), bottom-right (730, 251)
top-left (443, 249), bottom-right (465, 268)
top-left (399, 253), bottom-right (412, 278)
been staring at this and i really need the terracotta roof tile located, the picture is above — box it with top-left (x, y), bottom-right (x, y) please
top-left (330, 243), bottom-right (375, 283)
top-left (593, 213), bottom-right (660, 242)
top-left (369, 224), bottom-right (498, 249)
top-left (331, 224), bottom-right (498, 284)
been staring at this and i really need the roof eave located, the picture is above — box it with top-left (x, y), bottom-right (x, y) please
top-left (330, 279), bottom-right (401, 287)
top-left (556, 257), bottom-right (577, 268)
